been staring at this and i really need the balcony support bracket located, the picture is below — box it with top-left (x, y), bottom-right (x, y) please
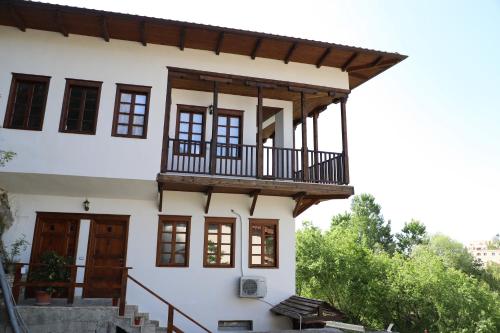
top-left (158, 184), bottom-right (164, 212)
top-left (205, 186), bottom-right (214, 214)
top-left (249, 190), bottom-right (261, 216)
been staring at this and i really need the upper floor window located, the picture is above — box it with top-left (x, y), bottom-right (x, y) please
top-left (3, 73), bottom-right (50, 131)
top-left (175, 105), bottom-right (206, 156)
top-left (204, 217), bottom-right (235, 268)
top-left (249, 219), bottom-right (278, 268)
top-left (156, 215), bottom-right (191, 267)
top-left (59, 79), bottom-right (102, 135)
top-left (216, 109), bottom-right (243, 158)
top-left (112, 84), bottom-right (151, 138)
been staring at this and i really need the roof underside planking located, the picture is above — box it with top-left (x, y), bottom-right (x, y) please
top-left (0, 0), bottom-right (407, 90)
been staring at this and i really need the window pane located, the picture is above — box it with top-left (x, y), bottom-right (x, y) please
top-left (208, 224), bottom-right (218, 234)
top-left (252, 245), bottom-right (261, 255)
top-left (251, 256), bottom-right (261, 265)
top-left (221, 245), bottom-right (231, 254)
top-left (161, 243), bottom-right (172, 253)
top-left (208, 234), bottom-right (218, 243)
top-left (221, 235), bottom-right (231, 243)
top-left (160, 254), bottom-right (171, 264)
top-left (118, 114), bottom-right (129, 124)
top-left (176, 233), bottom-right (186, 242)
top-left (180, 112), bottom-right (189, 122)
top-left (218, 116), bottom-right (227, 126)
top-left (120, 93), bottom-right (132, 103)
top-left (132, 126), bottom-right (143, 136)
top-left (229, 137), bottom-right (239, 145)
top-left (229, 128), bottom-right (239, 136)
top-left (117, 125), bottom-right (128, 135)
top-left (120, 104), bottom-right (131, 113)
top-left (161, 232), bottom-right (172, 242)
top-left (135, 94), bottom-right (147, 104)
top-left (217, 126), bottom-right (226, 135)
top-left (220, 255), bottom-right (231, 265)
top-left (192, 113), bottom-right (203, 123)
top-left (176, 223), bottom-right (187, 232)
top-left (175, 244), bottom-right (186, 253)
top-left (134, 105), bottom-right (146, 115)
top-left (191, 134), bottom-right (201, 142)
top-left (174, 254), bottom-right (185, 264)
top-left (207, 254), bottom-right (217, 264)
top-left (217, 136), bottom-right (226, 143)
top-left (133, 115), bottom-right (144, 125)
top-left (264, 257), bottom-right (274, 265)
top-left (230, 117), bottom-right (239, 126)
top-left (13, 83), bottom-right (31, 126)
top-left (179, 123), bottom-right (189, 132)
top-left (192, 124), bottom-right (202, 134)
top-left (162, 223), bottom-right (173, 232)
top-left (179, 133), bottom-right (188, 141)
top-left (221, 224), bottom-right (232, 234)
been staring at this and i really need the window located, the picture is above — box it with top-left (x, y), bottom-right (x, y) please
top-left (175, 105), bottom-right (206, 156)
top-left (112, 84), bottom-right (151, 138)
top-left (156, 215), bottom-right (190, 267)
top-left (3, 73), bottom-right (50, 131)
top-left (249, 219), bottom-right (278, 268)
top-left (218, 321), bottom-right (253, 331)
top-left (59, 79), bottom-right (102, 134)
top-left (216, 109), bottom-right (243, 158)
top-left (203, 217), bottom-right (235, 267)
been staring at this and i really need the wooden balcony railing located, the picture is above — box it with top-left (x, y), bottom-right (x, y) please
top-left (163, 138), bottom-right (347, 185)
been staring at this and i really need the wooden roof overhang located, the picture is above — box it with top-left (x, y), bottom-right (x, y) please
top-left (0, 0), bottom-right (407, 90)
top-left (168, 66), bottom-right (346, 139)
top-left (271, 295), bottom-right (346, 324)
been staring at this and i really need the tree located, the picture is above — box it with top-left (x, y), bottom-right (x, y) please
top-left (395, 219), bottom-right (428, 256)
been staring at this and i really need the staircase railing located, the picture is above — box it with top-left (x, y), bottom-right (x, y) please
top-left (127, 274), bottom-right (212, 333)
top-left (0, 257), bottom-right (29, 333)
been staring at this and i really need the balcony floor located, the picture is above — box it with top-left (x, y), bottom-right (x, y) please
top-left (157, 173), bottom-right (354, 200)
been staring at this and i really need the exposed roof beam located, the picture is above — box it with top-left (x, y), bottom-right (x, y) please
top-left (349, 72), bottom-right (369, 80)
top-left (215, 31), bottom-right (224, 55)
top-left (8, 4), bottom-right (26, 32)
top-left (316, 47), bottom-right (332, 68)
top-left (341, 52), bottom-right (358, 72)
top-left (179, 27), bottom-right (185, 50)
top-left (347, 55), bottom-right (384, 72)
top-left (100, 16), bottom-right (110, 42)
top-left (251, 38), bottom-right (262, 60)
top-left (284, 42), bottom-right (297, 64)
top-left (205, 186), bottom-right (213, 214)
top-left (55, 10), bottom-right (68, 37)
top-left (349, 59), bottom-right (399, 73)
top-left (140, 20), bottom-right (147, 46)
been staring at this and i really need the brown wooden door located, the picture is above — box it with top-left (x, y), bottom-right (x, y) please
top-left (28, 213), bottom-right (80, 297)
top-left (84, 217), bottom-right (129, 298)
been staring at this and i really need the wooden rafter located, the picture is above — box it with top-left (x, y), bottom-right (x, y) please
top-left (140, 20), bottom-right (147, 46)
top-left (349, 59), bottom-right (399, 73)
top-left (284, 42), bottom-right (297, 64)
top-left (294, 198), bottom-right (320, 217)
top-left (293, 192), bottom-right (306, 217)
top-left (100, 16), bottom-right (110, 42)
top-left (316, 47), bottom-right (332, 68)
top-left (215, 31), bottom-right (224, 55)
top-left (8, 4), bottom-right (26, 32)
top-left (251, 38), bottom-right (262, 60)
top-left (347, 55), bottom-right (384, 72)
top-left (249, 190), bottom-right (261, 216)
top-left (205, 186), bottom-right (214, 214)
top-left (179, 27), bottom-right (185, 50)
top-left (158, 185), bottom-right (163, 212)
top-left (55, 10), bottom-right (68, 37)
top-left (349, 72), bottom-right (368, 80)
top-left (341, 52), bottom-right (358, 71)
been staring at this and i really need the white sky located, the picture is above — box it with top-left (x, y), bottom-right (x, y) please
top-left (39, 0), bottom-right (500, 244)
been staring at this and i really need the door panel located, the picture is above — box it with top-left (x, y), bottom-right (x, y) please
top-left (28, 214), bottom-right (80, 297)
top-left (84, 217), bottom-right (129, 298)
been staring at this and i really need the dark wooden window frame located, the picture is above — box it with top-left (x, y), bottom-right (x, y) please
top-left (174, 104), bottom-right (207, 156)
top-left (216, 108), bottom-right (244, 160)
top-left (112, 83), bottom-right (151, 139)
top-left (249, 218), bottom-right (279, 268)
top-left (59, 78), bottom-right (103, 135)
top-left (203, 217), bottom-right (236, 268)
top-left (3, 73), bottom-right (51, 131)
top-left (156, 215), bottom-right (191, 268)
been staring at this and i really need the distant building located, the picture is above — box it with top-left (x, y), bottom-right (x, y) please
top-left (467, 241), bottom-right (500, 266)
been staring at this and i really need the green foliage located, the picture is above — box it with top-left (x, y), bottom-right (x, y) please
top-left (0, 150), bottom-right (16, 167)
top-left (0, 235), bottom-right (29, 272)
top-left (487, 234), bottom-right (500, 250)
top-left (395, 219), bottom-right (428, 256)
top-left (296, 194), bottom-right (500, 333)
top-left (29, 251), bottom-right (72, 294)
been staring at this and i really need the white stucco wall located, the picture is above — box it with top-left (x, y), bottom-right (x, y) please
top-left (3, 191), bottom-right (296, 332)
top-left (0, 26), bottom-right (346, 181)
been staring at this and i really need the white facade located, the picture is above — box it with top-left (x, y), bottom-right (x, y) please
top-left (467, 241), bottom-right (500, 266)
top-left (0, 25), bottom-right (349, 331)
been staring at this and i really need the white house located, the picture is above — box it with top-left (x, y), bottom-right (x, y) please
top-left (0, 1), bottom-right (405, 331)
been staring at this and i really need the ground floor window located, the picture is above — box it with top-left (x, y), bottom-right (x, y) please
top-left (203, 217), bottom-right (235, 267)
top-left (156, 215), bottom-right (191, 267)
top-left (218, 320), bottom-right (253, 331)
top-left (249, 218), bottom-right (279, 268)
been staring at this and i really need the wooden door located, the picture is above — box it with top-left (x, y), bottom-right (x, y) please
top-left (28, 213), bottom-right (80, 297)
top-left (84, 217), bottom-right (129, 298)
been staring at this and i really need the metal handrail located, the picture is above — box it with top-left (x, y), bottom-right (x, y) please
top-left (0, 256), bottom-right (29, 333)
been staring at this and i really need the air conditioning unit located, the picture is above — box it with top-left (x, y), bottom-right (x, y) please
top-left (239, 276), bottom-right (267, 298)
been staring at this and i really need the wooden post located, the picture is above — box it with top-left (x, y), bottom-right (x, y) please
top-left (312, 111), bottom-right (319, 182)
top-left (67, 265), bottom-right (77, 304)
top-left (167, 304), bottom-right (174, 333)
top-left (300, 92), bottom-right (309, 181)
top-left (160, 73), bottom-right (173, 173)
top-left (210, 81), bottom-right (219, 175)
top-left (118, 268), bottom-right (129, 316)
top-left (340, 97), bottom-right (350, 184)
top-left (256, 86), bottom-right (263, 178)
top-left (12, 263), bottom-right (22, 303)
